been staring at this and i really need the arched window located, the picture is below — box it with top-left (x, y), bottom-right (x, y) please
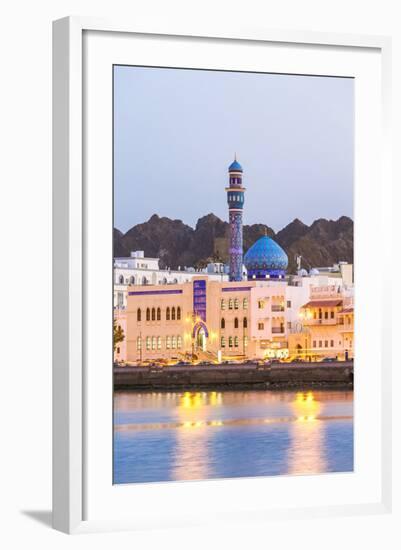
top-left (234, 298), bottom-right (239, 309)
top-left (318, 308), bottom-right (322, 319)
top-left (118, 275), bottom-right (124, 284)
top-left (166, 307), bottom-right (170, 321)
top-left (234, 317), bottom-right (239, 329)
top-left (243, 297), bottom-right (248, 309)
top-left (173, 278), bottom-right (178, 284)
top-left (177, 307), bottom-right (181, 320)
top-left (221, 336), bottom-right (226, 348)
top-left (136, 337), bottom-right (142, 350)
top-left (234, 336), bottom-right (239, 347)
top-left (130, 275), bottom-right (135, 284)
top-left (137, 308), bottom-right (141, 322)
top-left (229, 336), bottom-right (233, 348)
top-left (228, 298), bottom-right (233, 310)
top-left (221, 299), bottom-right (226, 310)
top-left (151, 307), bottom-right (156, 321)
top-left (166, 336), bottom-right (171, 349)
top-left (172, 307), bottom-right (176, 320)
top-left (221, 318), bottom-right (225, 329)
top-left (146, 308), bottom-right (150, 321)
top-left (142, 276), bottom-right (148, 285)
top-left (151, 336), bottom-right (156, 350)
top-left (172, 336), bottom-right (177, 349)
top-left (177, 335), bottom-right (182, 349)
top-left (146, 336), bottom-right (151, 350)
top-left (157, 336), bottom-right (162, 350)
top-left (162, 277), bottom-right (167, 285)
top-left (243, 317), bottom-right (248, 328)
top-left (157, 307), bottom-right (161, 321)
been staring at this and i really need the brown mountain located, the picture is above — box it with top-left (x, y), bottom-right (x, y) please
top-left (114, 214), bottom-right (353, 273)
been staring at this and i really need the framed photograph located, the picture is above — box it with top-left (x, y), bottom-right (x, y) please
top-left (53, 17), bottom-right (392, 534)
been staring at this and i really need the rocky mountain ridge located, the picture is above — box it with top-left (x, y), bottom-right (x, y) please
top-left (114, 214), bottom-right (353, 273)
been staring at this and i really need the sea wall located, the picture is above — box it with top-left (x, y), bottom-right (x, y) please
top-left (114, 361), bottom-right (354, 390)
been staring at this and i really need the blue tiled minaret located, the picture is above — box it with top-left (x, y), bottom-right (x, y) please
top-left (226, 157), bottom-right (246, 281)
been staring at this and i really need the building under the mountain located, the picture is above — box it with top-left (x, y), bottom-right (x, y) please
top-left (115, 158), bottom-right (354, 364)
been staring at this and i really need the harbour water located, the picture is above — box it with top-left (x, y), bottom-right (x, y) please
top-left (114, 389), bottom-right (353, 484)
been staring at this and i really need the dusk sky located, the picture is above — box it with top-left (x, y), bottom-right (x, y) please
top-left (114, 65), bottom-right (354, 233)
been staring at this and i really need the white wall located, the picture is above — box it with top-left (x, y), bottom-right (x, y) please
top-left (1, 1), bottom-right (399, 548)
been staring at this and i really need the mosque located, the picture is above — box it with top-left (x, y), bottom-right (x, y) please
top-left (116, 159), bottom-right (353, 364)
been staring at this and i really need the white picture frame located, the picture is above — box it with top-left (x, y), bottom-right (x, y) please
top-left (52, 16), bottom-right (393, 534)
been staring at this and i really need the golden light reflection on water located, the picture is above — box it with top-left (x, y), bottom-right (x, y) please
top-left (172, 391), bottom-right (222, 480)
top-left (179, 391), bottom-right (223, 409)
top-left (114, 390), bottom-right (352, 481)
top-left (288, 391), bottom-right (327, 474)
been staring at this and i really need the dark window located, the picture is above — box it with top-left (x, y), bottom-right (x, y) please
top-left (177, 307), bottom-right (181, 320)
top-left (234, 317), bottom-right (239, 329)
top-left (137, 308), bottom-right (141, 322)
top-left (151, 308), bottom-right (156, 321)
top-left (324, 311), bottom-right (329, 319)
top-left (157, 307), bottom-right (161, 321)
top-left (146, 308), bottom-right (150, 321)
top-left (221, 318), bottom-right (225, 329)
top-left (166, 307), bottom-right (170, 321)
top-left (330, 311), bottom-right (335, 319)
top-left (172, 307), bottom-right (176, 321)
top-left (243, 317), bottom-right (248, 328)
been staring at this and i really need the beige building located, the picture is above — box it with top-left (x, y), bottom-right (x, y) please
top-left (289, 285), bottom-right (354, 360)
top-left (123, 276), bottom-right (310, 364)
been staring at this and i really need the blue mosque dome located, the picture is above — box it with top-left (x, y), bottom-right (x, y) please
top-left (244, 236), bottom-right (288, 280)
top-left (228, 159), bottom-right (243, 172)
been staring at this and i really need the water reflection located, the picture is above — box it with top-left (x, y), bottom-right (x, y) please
top-left (114, 390), bottom-right (353, 484)
top-left (172, 392), bottom-right (222, 480)
top-left (287, 392), bottom-right (326, 474)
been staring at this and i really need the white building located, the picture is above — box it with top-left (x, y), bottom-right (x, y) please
top-left (114, 250), bottom-right (229, 309)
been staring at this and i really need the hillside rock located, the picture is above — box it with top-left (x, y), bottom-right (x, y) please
top-left (115, 214), bottom-right (353, 273)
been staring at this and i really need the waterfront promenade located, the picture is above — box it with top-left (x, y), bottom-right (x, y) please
top-left (114, 361), bottom-right (354, 390)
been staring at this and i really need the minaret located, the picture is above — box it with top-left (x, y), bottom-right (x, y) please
top-left (226, 156), bottom-right (246, 281)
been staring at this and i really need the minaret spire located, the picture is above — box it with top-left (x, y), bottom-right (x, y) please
top-left (226, 157), bottom-right (246, 281)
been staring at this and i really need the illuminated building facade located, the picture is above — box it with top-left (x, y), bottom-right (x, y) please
top-left (291, 285), bottom-right (354, 360)
top-left (124, 275), bottom-right (311, 363)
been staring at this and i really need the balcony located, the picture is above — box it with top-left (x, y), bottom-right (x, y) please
top-left (272, 327), bottom-right (285, 334)
top-left (339, 323), bottom-right (354, 332)
top-left (302, 318), bottom-right (337, 326)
